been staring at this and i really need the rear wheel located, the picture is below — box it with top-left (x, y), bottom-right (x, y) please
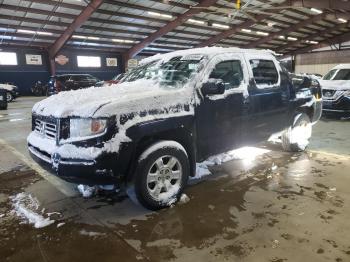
top-left (6, 92), bottom-right (13, 102)
top-left (134, 141), bottom-right (189, 210)
top-left (282, 113), bottom-right (312, 152)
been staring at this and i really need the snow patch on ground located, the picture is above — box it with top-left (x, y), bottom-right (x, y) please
top-left (77, 184), bottom-right (96, 198)
top-left (10, 193), bottom-right (55, 228)
top-left (179, 194), bottom-right (190, 204)
top-left (193, 146), bottom-right (270, 179)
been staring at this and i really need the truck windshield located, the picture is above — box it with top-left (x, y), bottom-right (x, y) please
top-left (123, 56), bottom-right (203, 88)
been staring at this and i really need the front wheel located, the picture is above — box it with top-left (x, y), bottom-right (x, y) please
top-left (134, 141), bottom-right (189, 210)
top-left (282, 113), bottom-right (312, 152)
top-left (6, 92), bottom-right (14, 102)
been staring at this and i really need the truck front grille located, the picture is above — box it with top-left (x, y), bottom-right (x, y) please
top-left (34, 119), bottom-right (58, 140)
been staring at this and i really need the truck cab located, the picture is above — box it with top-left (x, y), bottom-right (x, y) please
top-left (27, 47), bottom-right (322, 210)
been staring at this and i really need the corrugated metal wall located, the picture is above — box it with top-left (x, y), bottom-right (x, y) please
top-left (295, 50), bottom-right (350, 76)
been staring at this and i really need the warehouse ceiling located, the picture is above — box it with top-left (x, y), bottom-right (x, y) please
top-left (0, 0), bottom-right (350, 58)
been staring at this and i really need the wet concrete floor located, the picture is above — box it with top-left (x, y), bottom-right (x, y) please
top-left (0, 97), bottom-right (350, 261)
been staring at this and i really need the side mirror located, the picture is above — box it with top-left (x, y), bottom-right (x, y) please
top-left (202, 79), bottom-right (225, 96)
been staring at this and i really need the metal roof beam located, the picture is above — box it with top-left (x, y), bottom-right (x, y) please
top-left (285, 30), bottom-right (350, 55)
top-left (125, 0), bottom-right (219, 58)
top-left (245, 12), bottom-right (328, 48)
top-left (48, 0), bottom-right (103, 58)
top-left (287, 0), bottom-right (350, 10)
top-left (277, 22), bottom-right (350, 53)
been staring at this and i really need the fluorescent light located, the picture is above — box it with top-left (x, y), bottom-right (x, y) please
top-left (17, 29), bottom-right (36, 34)
top-left (306, 40), bottom-right (318, 44)
top-left (37, 31), bottom-right (53, 36)
top-left (112, 39), bottom-right (134, 43)
top-left (310, 8), bottom-right (323, 14)
top-left (256, 31), bottom-right (269, 36)
top-left (72, 35), bottom-right (87, 39)
top-left (338, 18), bottom-right (347, 23)
top-left (287, 36), bottom-right (298, 41)
top-left (188, 19), bottom-right (205, 25)
top-left (17, 29), bottom-right (52, 36)
top-left (241, 29), bottom-right (252, 33)
top-left (87, 36), bottom-right (100, 40)
top-left (279, 35), bottom-right (285, 39)
top-left (212, 23), bottom-right (230, 29)
top-left (148, 11), bottom-right (172, 19)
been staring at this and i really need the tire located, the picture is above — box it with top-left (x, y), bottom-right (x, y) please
top-left (282, 113), bottom-right (312, 152)
top-left (134, 141), bottom-right (189, 210)
top-left (6, 92), bottom-right (13, 102)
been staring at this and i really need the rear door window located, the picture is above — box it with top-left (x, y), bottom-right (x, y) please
top-left (209, 60), bottom-right (243, 90)
top-left (249, 59), bottom-right (279, 87)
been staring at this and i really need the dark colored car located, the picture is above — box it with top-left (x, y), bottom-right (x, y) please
top-left (320, 64), bottom-right (350, 116)
top-left (98, 73), bottom-right (125, 87)
top-left (0, 88), bottom-right (8, 110)
top-left (27, 48), bottom-right (322, 210)
top-left (0, 83), bottom-right (20, 102)
top-left (47, 74), bottom-right (102, 96)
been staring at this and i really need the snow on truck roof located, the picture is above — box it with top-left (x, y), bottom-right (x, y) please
top-left (332, 64), bottom-right (350, 70)
top-left (140, 47), bottom-right (276, 65)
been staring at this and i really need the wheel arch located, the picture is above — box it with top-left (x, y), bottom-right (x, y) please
top-left (125, 127), bottom-right (196, 183)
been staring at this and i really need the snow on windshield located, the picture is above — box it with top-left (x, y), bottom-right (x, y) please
top-left (123, 55), bottom-right (204, 88)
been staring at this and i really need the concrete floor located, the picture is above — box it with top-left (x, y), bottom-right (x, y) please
top-left (0, 97), bottom-right (350, 262)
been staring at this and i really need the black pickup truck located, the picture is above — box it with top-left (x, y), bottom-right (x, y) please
top-left (27, 47), bottom-right (322, 210)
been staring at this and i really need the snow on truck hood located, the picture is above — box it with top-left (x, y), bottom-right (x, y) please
top-left (319, 80), bottom-right (350, 90)
top-left (32, 79), bottom-right (193, 118)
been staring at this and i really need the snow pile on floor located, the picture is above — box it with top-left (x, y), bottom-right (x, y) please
top-left (77, 184), bottom-right (96, 198)
top-left (194, 146), bottom-right (270, 179)
top-left (10, 192), bottom-right (55, 228)
top-left (179, 194), bottom-right (190, 204)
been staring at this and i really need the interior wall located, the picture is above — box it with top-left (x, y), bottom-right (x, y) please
top-left (0, 47), bottom-right (122, 95)
top-left (295, 50), bottom-right (350, 76)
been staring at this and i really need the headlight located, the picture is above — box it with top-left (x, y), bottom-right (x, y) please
top-left (70, 118), bottom-right (107, 138)
top-left (296, 89), bottom-right (312, 99)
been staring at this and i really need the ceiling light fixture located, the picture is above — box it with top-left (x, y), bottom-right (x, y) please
top-left (241, 29), bottom-right (252, 33)
top-left (287, 36), bottom-right (298, 41)
top-left (72, 35), bottom-right (87, 39)
top-left (148, 11), bottom-right (172, 19)
top-left (87, 36), bottom-right (100, 40)
top-left (17, 29), bottom-right (52, 36)
top-left (188, 19), bottom-right (205, 25)
top-left (310, 8), bottom-right (323, 14)
top-left (338, 18), bottom-right (347, 23)
top-left (256, 31), bottom-right (269, 36)
top-left (279, 35), bottom-right (285, 39)
top-left (112, 39), bottom-right (134, 43)
top-left (212, 23), bottom-right (230, 29)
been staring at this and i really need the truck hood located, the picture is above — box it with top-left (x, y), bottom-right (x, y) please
top-left (32, 79), bottom-right (194, 118)
top-left (319, 80), bottom-right (350, 90)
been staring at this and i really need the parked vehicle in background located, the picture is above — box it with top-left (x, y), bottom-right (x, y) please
top-left (28, 47), bottom-right (322, 210)
top-left (0, 88), bottom-right (8, 110)
top-left (31, 81), bottom-right (48, 96)
top-left (47, 74), bottom-right (102, 96)
top-left (320, 64), bottom-right (350, 115)
top-left (99, 73), bottom-right (125, 87)
top-left (0, 83), bottom-right (19, 102)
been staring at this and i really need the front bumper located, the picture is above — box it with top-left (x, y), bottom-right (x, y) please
top-left (323, 96), bottom-right (350, 113)
top-left (28, 141), bottom-right (118, 185)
